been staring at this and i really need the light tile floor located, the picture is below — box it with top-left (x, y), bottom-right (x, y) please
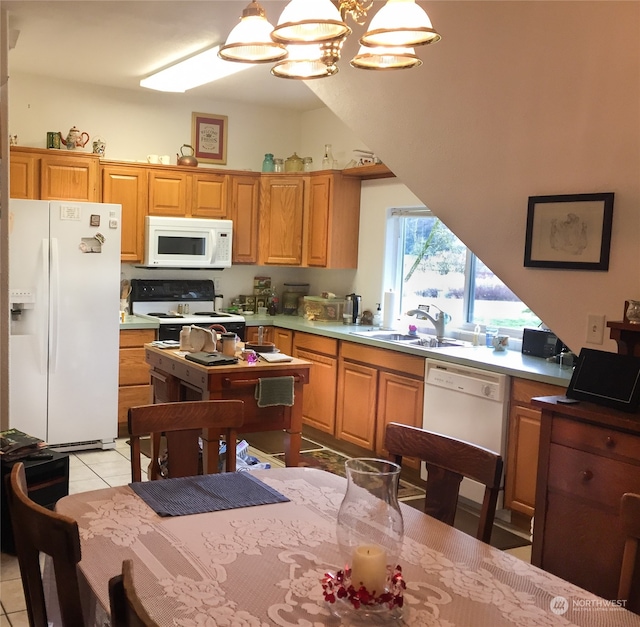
top-left (0, 438), bottom-right (531, 625)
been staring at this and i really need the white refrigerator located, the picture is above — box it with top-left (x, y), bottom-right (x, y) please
top-left (8, 199), bottom-right (122, 449)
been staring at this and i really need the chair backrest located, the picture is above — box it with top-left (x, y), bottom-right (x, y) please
top-left (5, 462), bottom-right (84, 627)
top-left (109, 559), bottom-right (158, 627)
top-left (618, 492), bottom-right (640, 609)
top-left (128, 400), bottom-right (244, 481)
top-left (385, 422), bottom-right (503, 544)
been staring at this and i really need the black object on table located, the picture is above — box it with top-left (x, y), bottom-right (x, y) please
top-left (1, 450), bottom-right (70, 554)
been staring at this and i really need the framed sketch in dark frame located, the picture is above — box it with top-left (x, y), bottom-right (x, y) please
top-left (192, 112), bottom-right (228, 164)
top-left (523, 192), bottom-right (614, 270)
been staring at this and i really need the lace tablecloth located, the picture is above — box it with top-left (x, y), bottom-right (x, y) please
top-left (53, 467), bottom-right (640, 626)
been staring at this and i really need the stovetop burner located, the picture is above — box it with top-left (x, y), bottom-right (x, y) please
top-left (147, 312), bottom-right (184, 319)
top-left (193, 311), bottom-right (227, 317)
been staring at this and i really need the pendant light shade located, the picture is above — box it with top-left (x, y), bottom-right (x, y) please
top-left (271, 0), bottom-right (351, 44)
top-left (271, 39), bottom-right (343, 79)
top-left (350, 45), bottom-right (421, 70)
top-left (360, 0), bottom-right (441, 47)
top-left (219, 1), bottom-right (287, 63)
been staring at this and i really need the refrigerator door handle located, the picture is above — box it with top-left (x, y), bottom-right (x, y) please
top-left (40, 238), bottom-right (49, 375)
top-left (50, 237), bottom-right (59, 374)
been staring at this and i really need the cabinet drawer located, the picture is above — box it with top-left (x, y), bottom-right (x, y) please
top-left (551, 417), bottom-right (640, 463)
top-left (547, 443), bottom-right (640, 509)
top-left (120, 328), bottom-right (155, 348)
top-left (340, 341), bottom-right (424, 378)
top-left (511, 378), bottom-right (565, 404)
top-left (119, 348), bottom-right (151, 386)
top-left (294, 332), bottom-right (338, 356)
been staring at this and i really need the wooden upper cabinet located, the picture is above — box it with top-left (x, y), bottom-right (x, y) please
top-left (259, 176), bottom-right (305, 265)
top-left (102, 164), bottom-right (148, 263)
top-left (9, 151), bottom-right (39, 198)
top-left (192, 172), bottom-right (228, 218)
top-left (10, 147), bottom-right (100, 201)
top-left (305, 172), bottom-right (361, 268)
top-left (148, 170), bottom-right (189, 216)
top-left (230, 174), bottom-right (259, 264)
top-left (40, 153), bottom-right (100, 201)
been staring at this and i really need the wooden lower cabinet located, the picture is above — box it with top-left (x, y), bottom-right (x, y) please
top-left (336, 341), bottom-right (425, 455)
top-left (532, 398), bottom-right (640, 607)
top-left (375, 371), bottom-right (424, 470)
top-left (273, 328), bottom-right (293, 355)
top-left (504, 379), bottom-right (566, 516)
top-left (293, 333), bottom-right (338, 435)
top-left (118, 329), bottom-right (155, 432)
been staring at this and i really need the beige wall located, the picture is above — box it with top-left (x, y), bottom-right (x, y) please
top-left (308, 1), bottom-right (640, 353)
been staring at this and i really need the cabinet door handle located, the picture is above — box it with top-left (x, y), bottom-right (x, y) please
top-left (581, 469), bottom-right (594, 481)
top-left (605, 436), bottom-right (615, 448)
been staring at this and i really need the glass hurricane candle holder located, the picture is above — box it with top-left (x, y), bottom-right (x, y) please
top-left (326, 458), bottom-right (405, 622)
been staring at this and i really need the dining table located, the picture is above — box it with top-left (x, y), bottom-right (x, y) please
top-left (49, 467), bottom-right (640, 626)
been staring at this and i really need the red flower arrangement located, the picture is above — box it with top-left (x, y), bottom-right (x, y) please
top-left (322, 565), bottom-right (406, 610)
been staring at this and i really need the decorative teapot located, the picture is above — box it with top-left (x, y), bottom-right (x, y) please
top-left (60, 126), bottom-right (90, 150)
top-left (177, 144), bottom-right (198, 167)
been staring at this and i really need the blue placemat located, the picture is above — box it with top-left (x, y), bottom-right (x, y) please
top-left (130, 472), bottom-right (289, 517)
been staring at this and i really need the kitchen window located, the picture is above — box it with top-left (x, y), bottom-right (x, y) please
top-left (387, 207), bottom-right (542, 334)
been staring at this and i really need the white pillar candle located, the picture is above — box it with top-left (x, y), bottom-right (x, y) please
top-left (350, 544), bottom-right (387, 594)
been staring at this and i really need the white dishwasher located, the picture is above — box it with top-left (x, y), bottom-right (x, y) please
top-left (422, 359), bottom-right (510, 508)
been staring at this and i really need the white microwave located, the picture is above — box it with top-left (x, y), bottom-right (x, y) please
top-left (144, 216), bottom-right (233, 268)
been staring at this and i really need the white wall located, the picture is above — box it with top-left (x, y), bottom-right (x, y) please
top-left (9, 73), bottom-right (303, 171)
top-left (308, 1), bottom-right (640, 352)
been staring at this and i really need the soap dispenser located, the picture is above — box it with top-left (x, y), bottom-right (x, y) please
top-left (373, 303), bottom-right (382, 328)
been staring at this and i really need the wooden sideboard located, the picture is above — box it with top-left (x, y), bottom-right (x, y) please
top-left (531, 396), bottom-right (640, 609)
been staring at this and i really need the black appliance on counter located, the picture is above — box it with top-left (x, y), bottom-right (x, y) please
top-left (130, 279), bottom-right (246, 342)
top-left (521, 327), bottom-right (564, 359)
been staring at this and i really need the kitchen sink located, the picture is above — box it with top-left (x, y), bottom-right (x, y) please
top-left (350, 330), bottom-right (472, 348)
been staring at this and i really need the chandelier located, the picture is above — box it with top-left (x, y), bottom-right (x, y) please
top-left (219, 0), bottom-right (441, 79)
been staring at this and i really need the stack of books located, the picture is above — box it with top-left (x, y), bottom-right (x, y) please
top-left (0, 429), bottom-right (46, 462)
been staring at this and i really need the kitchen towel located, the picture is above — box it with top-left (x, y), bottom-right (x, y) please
top-left (382, 290), bottom-right (396, 330)
top-left (129, 472), bottom-right (289, 517)
top-left (255, 376), bottom-right (295, 407)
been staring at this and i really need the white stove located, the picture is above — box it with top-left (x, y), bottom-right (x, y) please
top-left (130, 279), bottom-right (246, 341)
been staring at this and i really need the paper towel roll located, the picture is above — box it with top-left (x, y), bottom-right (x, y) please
top-left (382, 290), bottom-right (396, 330)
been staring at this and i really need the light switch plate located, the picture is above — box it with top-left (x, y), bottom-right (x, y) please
top-left (586, 314), bottom-right (605, 344)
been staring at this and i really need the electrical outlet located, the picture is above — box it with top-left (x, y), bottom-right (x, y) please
top-left (586, 314), bottom-right (605, 344)
top-left (214, 278), bottom-right (221, 293)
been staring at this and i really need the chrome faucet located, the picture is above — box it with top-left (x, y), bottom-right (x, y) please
top-left (406, 305), bottom-right (450, 339)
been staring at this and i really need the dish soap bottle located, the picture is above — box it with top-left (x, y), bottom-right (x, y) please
top-left (373, 303), bottom-right (382, 328)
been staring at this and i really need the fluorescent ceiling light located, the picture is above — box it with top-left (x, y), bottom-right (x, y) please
top-left (140, 45), bottom-right (252, 93)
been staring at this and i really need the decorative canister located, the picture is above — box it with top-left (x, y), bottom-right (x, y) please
top-left (303, 156), bottom-right (313, 171)
top-left (274, 158), bottom-right (284, 173)
top-left (284, 152), bottom-right (303, 172)
top-left (262, 153), bottom-right (275, 172)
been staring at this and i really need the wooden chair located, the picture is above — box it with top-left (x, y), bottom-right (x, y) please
top-left (385, 422), bottom-right (503, 544)
top-left (618, 492), bottom-right (640, 609)
top-left (5, 462), bottom-right (84, 627)
top-left (128, 400), bottom-right (244, 481)
top-left (109, 559), bottom-right (158, 627)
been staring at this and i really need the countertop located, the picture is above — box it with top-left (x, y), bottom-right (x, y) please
top-left (245, 314), bottom-right (574, 388)
top-left (119, 314), bottom-right (159, 330)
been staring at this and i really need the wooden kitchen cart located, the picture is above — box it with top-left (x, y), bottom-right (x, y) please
top-left (531, 396), bottom-right (640, 609)
top-left (144, 345), bottom-right (311, 467)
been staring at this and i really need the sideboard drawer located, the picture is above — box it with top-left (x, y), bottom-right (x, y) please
top-left (551, 416), bottom-right (640, 463)
top-left (547, 443), bottom-right (640, 509)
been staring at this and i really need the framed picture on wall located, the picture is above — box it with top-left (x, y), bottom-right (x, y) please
top-left (524, 192), bottom-right (614, 270)
top-left (192, 112), bottom-right (228, 164)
